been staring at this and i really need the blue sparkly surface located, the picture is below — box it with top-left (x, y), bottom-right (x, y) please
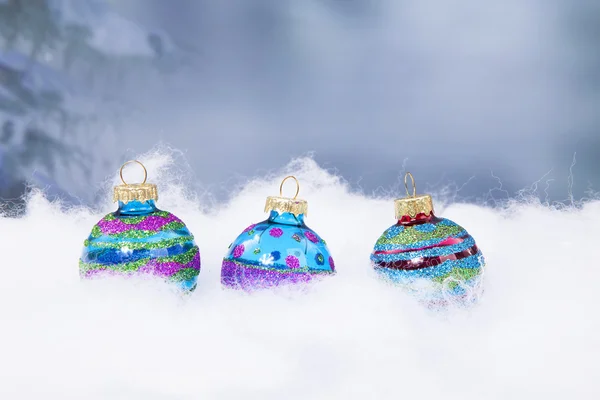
top-left (376, 272), bottom-right (483, 299)
top-left (371, 216), bottom-right (485, 305)
top-left (384, 225), bottom-right (404, 239)
top-left (223, 211), bottom-right (334, 273)
top-left (371, 235), bottom-right (476, 263)
top-left (413, 223), bottom-right (436, 233)
top-left (374, 253), bottom-right (483, 280)
top-left (81, 200), bottom-right (200, 291)
top-left (375, 257), bottom-right (484, 304)
top-left (82, 241), bottom-right (195, 265)
top-left (373, 232), bottom-right (467, 253)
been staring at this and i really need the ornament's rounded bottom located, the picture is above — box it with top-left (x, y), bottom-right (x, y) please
top-left (80, 241), bottom-right (201, 293)
top-left (374, 258), bottom-right (484, 308)
top-left (221, 260), bottom-right (333, 290)
top-left (80, 267), bottom-right (199, 292)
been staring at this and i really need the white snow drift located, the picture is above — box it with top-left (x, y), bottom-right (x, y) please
top-left (0, 155), bottom-right (597, 399)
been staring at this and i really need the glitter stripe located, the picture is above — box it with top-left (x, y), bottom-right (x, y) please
top-left (97, 213), bottom-right (182, 235)
top-left (373, 233), bottom-right (467, 252)
top-left (102, 211), bottom-right (171, 224)
top-left (373, 235), bottom-right (465, 255)
top-left (84, 235), bottom-right (194, 250)
top-left (80, 246), bottom-right (200, 275)
top-left (374, 253), bottom-right (483, 279)
top-left (221, 260), bottom-right (332, 289)
top-left (92, 221), bottom-right (187, 240)
top-left (82, 241), bottom-right (196, 265)
top-left (82, 267), bottom-right (200, 283)
top-left (373, 244), bottom-right (479, 271)
top-left (372, 236), bottom-right (476, 263)
top-left (373, 233), bottom-right (467, 253)
top-left (375, 224), bottom-right (464, 247)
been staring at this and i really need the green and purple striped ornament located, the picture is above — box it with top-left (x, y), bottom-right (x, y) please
top-left (79, 160), bottom-right (200, 291)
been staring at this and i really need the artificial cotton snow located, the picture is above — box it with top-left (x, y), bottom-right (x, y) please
top-left (0, 155), bottom-right (598, 399)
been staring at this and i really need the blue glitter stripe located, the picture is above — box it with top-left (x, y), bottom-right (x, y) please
top-left (375, 271), bottom-right (482, 301)
top-left (371, 236), bottom-right (476, 263)
top-left (375, 269), bottom-right (481, 300)
top-left (373, 231), bottom-right (467, 252)
top-left (384, 225), bottom-right (405, 238)
top-left (83, 241), bottom-right (196, 265)
top-left (376, 268), bottom-right (481, 299)
top-left (374, 253), bottom-right (483, 279)
top-left (413, 223), bottom-right (436, 233)
top-left (377, 275), bottom-right (480, 297)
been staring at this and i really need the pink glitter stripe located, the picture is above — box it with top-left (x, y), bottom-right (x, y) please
top-left (98, 213), bottom-right (182, 235)
top-left (139, 252), bottom-right (201, 276)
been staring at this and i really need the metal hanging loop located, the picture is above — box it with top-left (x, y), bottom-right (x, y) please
top-left (119, 160), bottom-right (148, 185)
top-left (279, 175), bottom-right (300, 199)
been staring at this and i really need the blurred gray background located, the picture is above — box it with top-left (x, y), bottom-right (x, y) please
top-left (1, 0), bottom-right (599, 209)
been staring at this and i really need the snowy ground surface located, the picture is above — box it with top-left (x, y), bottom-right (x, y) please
top-left (0, 154), bottom-right (598, 399)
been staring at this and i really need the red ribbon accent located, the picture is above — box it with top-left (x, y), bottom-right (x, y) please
top-left (374, 244), bottom-right (479, 271)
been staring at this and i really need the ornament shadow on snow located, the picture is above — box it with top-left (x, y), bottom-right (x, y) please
top-left (79, 160), bottom-right (201, 291)
top-left (371, 172), bottom-right (485, 308)
top-left (221, 175), bottom-right (335, 290)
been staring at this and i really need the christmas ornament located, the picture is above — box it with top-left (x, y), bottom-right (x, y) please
top-left (222, 176), bottom-right (335, 290)
top-left (371, 172), bottom-right (484, 306)
top-left (79, 160), bottom-right (201, 291)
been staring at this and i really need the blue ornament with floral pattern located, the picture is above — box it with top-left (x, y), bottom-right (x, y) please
top-left (222, 176), bottom-right (335, 290)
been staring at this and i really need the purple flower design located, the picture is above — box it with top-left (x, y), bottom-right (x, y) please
top-left (243, 224), bottom-right (256, 233)
top-left (304, 231), bottom-right (319, 243)
top-left (269, 228), bottom-right (283, 238)
top-left (329, 256), bottom-right (335, 272)
top-left (285, 255), bottom-right (300, 269)
top-left (233, 244), bottom-right (245, 258)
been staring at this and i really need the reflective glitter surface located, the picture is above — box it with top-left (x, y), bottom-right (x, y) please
top-left (96, 213), bottom-right (184, 235)
top-left (80, 200), bottom-right (201, 291)
top-left (371, 214), bottom-right (484, 306)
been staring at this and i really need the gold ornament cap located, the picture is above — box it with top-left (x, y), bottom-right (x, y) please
top-left (113, 160), bottom-right (158, 204)
top-left (394, 172), bottom-right (434, 219)
top-left (264, 175), bottom-right (308, 217)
